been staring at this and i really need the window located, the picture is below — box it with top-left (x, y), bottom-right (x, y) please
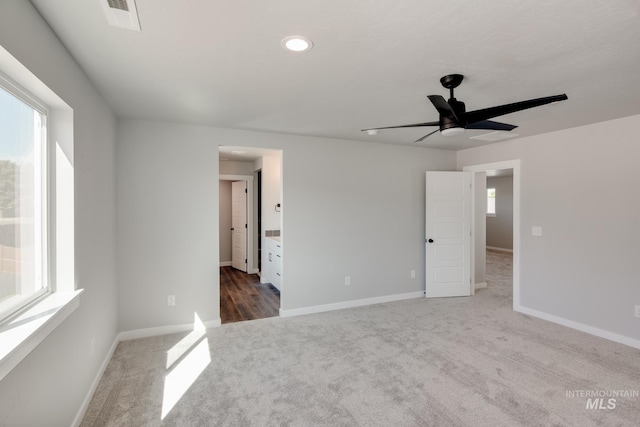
top-left (0, 78), bottom-right (48, 322)
top-left (0, 49), bottom-right (79, 383)
top-left (487, 187), bottom-right (496, 216)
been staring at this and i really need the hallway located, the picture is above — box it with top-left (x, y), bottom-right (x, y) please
top-left (220, 267), bottom-right (280, 324)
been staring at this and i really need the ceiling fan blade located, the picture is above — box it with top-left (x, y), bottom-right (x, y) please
top-left (427, 95), bottom-right (459, 122)
top-left (465, 94), bottom-right (568, 124)
top-left (362, 121), bottom-right (439, 131)
top-left (465, 120), bottom-right (518, 131)
top-left (414, 129), bottom-right (440, 143)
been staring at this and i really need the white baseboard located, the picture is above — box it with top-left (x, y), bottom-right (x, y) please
top-left (475, 282), bottom-right (487, 290)
top-left (486, 246), bottom-right (513, 253)
top-left (118, 318), bottom-right (222, 341)
top-left (515, 305), bottom-right (640, 350)
top-left (220, 261), bottom-right (232, 267)
top-left (71, 334), bottom-right (120, 427)
top-left (279, 291), bottom-right (425, 318)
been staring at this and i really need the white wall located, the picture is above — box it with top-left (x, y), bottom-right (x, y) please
top-left (486, 176), bottom-right (513, 250)
top-left (117, 119), bottom-right (456, 327)
top-left (117, 122), bottom-right (219, 331)
top-left (261, 152), bottom-right (281, 232)
top-left (457, 115), bottom-right (640, 342)
top-left (0, 2), bottom-right (118, 426)
top-left (220, 159), bottom-right (254, 175)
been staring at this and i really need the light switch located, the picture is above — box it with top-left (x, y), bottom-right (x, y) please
top-left (531, 226), bottom-right (542, 237)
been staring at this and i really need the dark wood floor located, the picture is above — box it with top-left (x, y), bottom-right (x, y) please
top-left (220, 266), bottom-right (280, 324)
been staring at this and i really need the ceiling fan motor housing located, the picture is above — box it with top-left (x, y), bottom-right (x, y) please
top-left (441, 98), bottom-right (466, 131)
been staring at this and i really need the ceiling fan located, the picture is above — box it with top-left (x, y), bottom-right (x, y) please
top-left (362, 74), bottom-right (568, 142)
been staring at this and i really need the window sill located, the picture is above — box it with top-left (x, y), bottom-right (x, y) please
top-left (0, 290), bottom-right (83, 382)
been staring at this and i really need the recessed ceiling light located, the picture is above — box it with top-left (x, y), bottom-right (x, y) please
top-left (281, 36), bottom-right (313, 52)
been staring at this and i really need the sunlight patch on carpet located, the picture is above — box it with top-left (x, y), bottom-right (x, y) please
top-left (161, 314), bottom-right (211, 419)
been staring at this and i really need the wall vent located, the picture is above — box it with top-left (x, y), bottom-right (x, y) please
top-left (100, 0), bottom-right (141, 31)
top-left (107, 0), bottom-right (129, 12)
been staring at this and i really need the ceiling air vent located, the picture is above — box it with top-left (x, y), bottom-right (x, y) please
top-left (99, 0), bottom-right (141, 31)
top-left (107, 0), bottom-right (129, 12)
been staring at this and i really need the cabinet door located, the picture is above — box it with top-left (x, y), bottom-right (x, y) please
top-left (272, 246), bottom-right (282, 290)
top-left (261, 238), bottom-right (273, 282)
top-left (271, 250), bottom-right (282, 290)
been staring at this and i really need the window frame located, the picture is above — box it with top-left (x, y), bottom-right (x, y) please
top-left (0, 72), bottom-right (52, 324)
top-left (0, 46), bottom-right (80, 384)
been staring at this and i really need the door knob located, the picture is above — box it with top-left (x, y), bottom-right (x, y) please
top-left (231, 227), bottom-right (235, 231)
top-left (427, 238), bottom-right (434, 243)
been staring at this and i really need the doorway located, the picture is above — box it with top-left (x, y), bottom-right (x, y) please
top-left (219, 175), bottom-right (255, 271)
top-left (463, 160), bottom-right (521, 310)
top-left (485, 170), bottom-right (514, 301)
top-left (218, 147), bottom-right (283, 323)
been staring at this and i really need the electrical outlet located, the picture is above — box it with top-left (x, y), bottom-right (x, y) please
top-left (635, 305), bottom-right (640, 318)
top-left (344, 276), bottom-right (351, 286)
top-left (410, 270), bottom-right (416, 279)
top-left (168, 295), bottom-right (176, 306)
top-left (531, 226), bottom-right (543, 237)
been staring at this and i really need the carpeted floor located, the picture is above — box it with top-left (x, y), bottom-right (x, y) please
top-left (81, 251), bottom-right (640, 426)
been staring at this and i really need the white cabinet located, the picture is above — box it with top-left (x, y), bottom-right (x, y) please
top-left (262, 237), bottom-right (282, 290)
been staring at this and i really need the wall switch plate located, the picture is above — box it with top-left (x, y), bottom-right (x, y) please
top-left (531, 226), bottom-right (543, 237)
top-left (410, 270), bottom-right (416, 279)
top-left (90, 336), bottom-right (95, 355)
top-left (168, 295), bottom-right (176, 306)
top-left (344, 276), bottom-right (351, 286)
top-left (635, 305), bottom-right (640, 318)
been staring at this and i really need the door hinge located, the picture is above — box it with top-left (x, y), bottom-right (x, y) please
top-left (245, 188), bottom-right (248, 193)
top-left (245, 223), bottom-right (248, 228)
top-left (245, 259), bottom-right (247, 264)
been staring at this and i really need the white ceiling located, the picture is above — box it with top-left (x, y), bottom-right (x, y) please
top-left (31, 0), bottom-right (640, 150)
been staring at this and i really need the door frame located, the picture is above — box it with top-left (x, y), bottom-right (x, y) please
top-left (463, 159), bottom-right (521, 310)
top-left (220, 174), bottom-right (256, 273)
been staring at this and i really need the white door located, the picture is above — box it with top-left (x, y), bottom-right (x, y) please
top-left (425, 171), bottom-right (472, 298)
top-left (231, 181), bottom-right (247, 272)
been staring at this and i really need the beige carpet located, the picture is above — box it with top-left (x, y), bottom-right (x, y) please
top-left (81, 251), bottom-right (639, 426)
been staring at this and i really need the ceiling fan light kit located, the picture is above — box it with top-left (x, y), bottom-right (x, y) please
top-left (362, 74), bottom-right (568, 143)
top-left (440, 127), bottom-right (465, 137)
